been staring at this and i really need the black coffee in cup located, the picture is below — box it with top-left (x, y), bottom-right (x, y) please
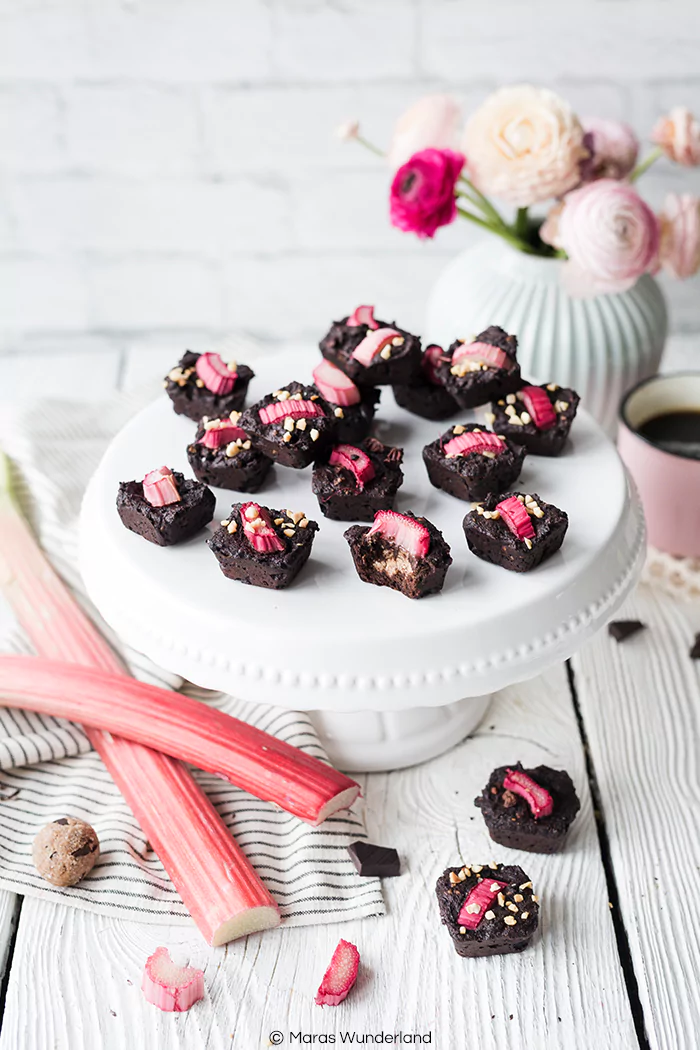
top-left (637, 410), bottom-right (700, 459)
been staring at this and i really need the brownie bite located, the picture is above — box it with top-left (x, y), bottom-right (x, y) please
top-left (392, 344), bottom-right (459, 421)
top-left (345, 509), bottom-right (451, 599)
top-left (463, 491), bottom-right (568, 573)
top-left (312, 437), bottom-right (404, 522)
top-left (312, 359), bottom-right (381, 443)
top-left (475, 763), bottom-right (581, 853)
top-left (186, 413), bottom-right (273, 493)
top-left (423, 423), bottom-right (526, 503)
top-left (436, 862), bottom-right (539, 958)
top-left (319, 304), bottom-right (421, 387)
top-left (208, 502), bottom-right (319, 589)
top-left (489, 382), bottom-right (580, 456)
top-left (164, 351), bottom-right (254, 422)
top-left (116, 468), bottom-right (215, 547)
top-left (436, 326), bottom-right (522, 410)
top-left (239, 381), bottom-right (336, 469)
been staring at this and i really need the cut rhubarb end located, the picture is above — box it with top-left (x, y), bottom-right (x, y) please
top-left (258, 399), bottom-right (325, 425)
top-left (312, 360), bottom-right (361, 407)
top-left (520, 386), bottom-right (557, 430)
top-left (443, 431), bottom-right (505, 458)
top-left (329, 444), bottom-right (375, 490)
top-left (457, 879), bottom-right (507, 930)
top-left (211, 905), bottom-right (281, 947)
top-left (452, 340), bottom-right (510, 370)
top-left (195, 353), bottom-right (237, 396)
top-left (313, 786), bottom-right (362, 827)
top-left (503, 768), bottom-right (554, 819)
top-left (239, 502), bottom-right (285, 553)
top-left (496, 496), bottom-right (536, 541)
top-left (142, 467), bottom-right (180, 508)
top-left (422, 344), bottom-right (444, 385)
top-left (351, 328), bottom-right (402, 367)
top-left (199, 418), bottom-right (248, 449)
top-left (368, 509), bottom-right (430, 559)
top-left (142, 947), bottom-right (204, 1012)
top-left (315, 939), bottom-right (360, 1007)
top-left (347, 305), bottom-right (378, 329)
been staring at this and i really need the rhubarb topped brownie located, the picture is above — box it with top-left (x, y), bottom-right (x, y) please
top-left (423, 423), bottom-right (526, 502)
top-left (344, 509), bottom-right (451, 599)
top-left (239, 381), bottom-right (336, 469)
top-left (164, 351), bottom-right (254, 422)
top-left (475, 763), bottom-right (581, 853)
top-left (117, 467), bottom-right (215, 546)
top-left (312, 359), bottom-right (381, 444)
top-left (392, 344), bottom-right (460, 421)
top-left (186, 413), bottom-right (273, 493)
top-left (312, 437), bottom-right (404, 522)
top-left (209, 502), bottom-right (319, 589)
top-left (319, 304), bottom-right (421, 387)
top-left (436, 862), bottom-right (539, 957)
top-left (435, 326), bottom-right (522, 409)
top-left (463, 491), bottom-right (568, 572)
top-left (489, 382), bottom-right (580, 456)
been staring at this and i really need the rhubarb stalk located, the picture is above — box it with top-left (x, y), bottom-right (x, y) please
top-left (0, 452), bottom-right (280, 945)
top-left (142, 947), bottom-right (204, 1012)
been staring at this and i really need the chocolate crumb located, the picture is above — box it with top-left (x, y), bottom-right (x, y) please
top-left (501, 789), bottom-right (518, 808)
top-left (690, 633), bottom-right (700, 660)
top-left (608, 620), bottom-right (646, 643)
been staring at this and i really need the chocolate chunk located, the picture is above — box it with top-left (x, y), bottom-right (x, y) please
top-left (608, 620), bottom-right (646, 643)
top-left (347, 840), bottom-right (400, 878)
top-left (690, 633), bottom-right (700, 660)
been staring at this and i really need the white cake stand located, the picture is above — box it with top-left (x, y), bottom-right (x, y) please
top-left (79, 349), bottom-right (645, 772)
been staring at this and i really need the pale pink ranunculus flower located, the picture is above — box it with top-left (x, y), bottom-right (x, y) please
top-left (462, 85), bottom-right (588, 206)
top-left (658, 193), bottom-right (700, 279)
top-left (387, 94), bottom-right (462, 171)
top-left (580, 117), bottom-right (639, 181)
top-left (652, 107), bottom-right (700, 166)
top-left (335, 119), bottom-right (360, 142)
top-left (557, 179), bottom-right (660, 297)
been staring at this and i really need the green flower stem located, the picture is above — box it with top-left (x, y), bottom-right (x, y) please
top-left (355, 135), bottom-right (385, 157)
top-left (629, 147), bottom-right (663, 182)
top-left (458, 176), bottom-right (507, 228)
top-left (455, 206), bottom-right (537, 254)
top-left (514, 206), bottom-right (529, 240)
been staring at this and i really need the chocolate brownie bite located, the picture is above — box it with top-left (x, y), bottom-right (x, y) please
top-left (463, 491), bottom-right (568, 573)
top-left (344, 509), bottom-right (451, 599)
top-left (392, 344), bottom-right (460, 421)
top-left (312, 359), bottom-right (380, 443)
top-left (239, 381), bottom-right (336, 469)
top-left (489, 382), bottom-right (580, 456)
top-left (436, 326), bottom-right (522, 409)
top-left (475, 763), bottom-right (581, 854)
top-left (436, 862), bottom-right (539, 958)
top-left (117, 467), bottom-right (215, 547)
top-left (423, 423), bottom-right (526, 503)
top-left (208, 502), bottom-right (319, 589)
top-left (186, 413), bottom-right (273, 493)
top-left (164, 351), bottom-right (254, 422)
top-left (319, 304), bottom-right (421, 387)
top-left (312, 437), bottom-right (404, 522)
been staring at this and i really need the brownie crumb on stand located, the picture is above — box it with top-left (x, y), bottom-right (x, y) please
top-left (117, 468), bottom-right (215, 546)
top-left (463, 491), bottom-right (568, 572)
top-left (239, 381), bottom-right (336, 469)
top-left (347, 841), bottom-right (401, 878)
top-left (319, 304), bottom-right (422, 387)
top-left (436, 326), bottom-right (522, 409)
top-left (345, 509), bottom-right (452, 599)
top-left (690, 633), bottom-right (700, 660)
top-left (186, 413), bottom-right (273, 493)
top-left (312, 359), bottom-right (381, 443)
top-left (208, 502), bottom-right (319, 589)
top-left (475, 763), bottom-right (581, 853)
top-left (164, 350), bottom-right (254, 422)
top-left (489, 381), bottom-right (580, 456)
top-left (312, 437), bottom-right (404, 522)
top-left (423, 422), bottom-right (526, 502)
top-left (435, 862), bottom-right (539, 957)
top-left (608, 620), bottom-right (646, 643)
top-left (392, 344), bottom-right (459, 421)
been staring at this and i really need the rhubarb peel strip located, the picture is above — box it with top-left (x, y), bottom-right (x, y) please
top-left (0, 453), bottom-right (280, 945)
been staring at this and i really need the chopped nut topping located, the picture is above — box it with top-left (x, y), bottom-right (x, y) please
top-left (458, 870), bottom-right (467, 882)
top-left (524, 537), bottom-right (533, 550)
top-left (310, 393), bottom-right (319, 400)
top-left (299, 518), bottom-right (309, 528)
top-left (489, 882), bottom-right (501, 892)
top-left (220, 519), bottom-right (230, 527)
top-left (459, 926), bottom-right (466, 935)
top-left (274, 518), bottom-right (284, 525)
top-left (244, 505), bottom-right (259, 521)
top-left (520, 411), bottom-right (532, 425)
top-left (203, 417), bottom-right (222, 430)
top-left (453, 425), bottom-right (466, 435)
top-left (296, 418), bottom-right (307, 431)
top-left (276, 389), bottom-right (291, 401)
top-left (502, 789), bottom-right (517, 807)
top-left (290, 392), bottom-right (303, 400)
top-left (225, 442), bottom-right (239, 457)
top-left (519, 881), bottom-right (532, 891)
top-left (391, 336), bottom-right (405, 347)
top-left (287, 510), bottom-right (303, 524)
top-left (282, 432), bottom-right (292, 443)
top-left (482, 451), bottom-right (496, 459)
top-left (195, 378), bottom-right (204, 388)
top-left (488, 862), bottom-right (498, 869)
top-left (310, 428), bottom-right (320, 442)
top-left (506, 394), bottom-right (516, 405)
top-left (505, 404), bottom-right (516, 417)
top-left (379, 346), bottom-right (392, 360)
top-left (462, 866), bottom-right (471, 878)
top-left (284, 416), bottom-right (295, 431)
top-left (497, 892), bottom-right (505, 907)
top-left (514, 894), bottom-right (523, 903)
top-left (532, 894), bottom-right (539, 903)
top-left (449, 872), bottom-right (459, 885)
top-left (504, 916), bottom-right (517, 926)
top-left (484, 910), bottom-right (495, 920)
top-left (546, 383), bottom-right (559, 391)
top-left (471, 864), bottom-right (483, 873)
top-left (283, 528), bottom-right (295, 538)
top-left (520, 911), bottom-right (530, 920)
top-left (555, 400), bottom-right (570, 413)
top-left (484, 412), bottom-right (496, 425)
top-left (498, 400), bottom-right (505, 406)
top-left (334, 407), bottom-right (345, 418)
top-left (465, 903), bottom-right (481, 915)
top-left (227, 521), bottom-right (238, 534)
top-left (507, 902), bottom-right (518, 913)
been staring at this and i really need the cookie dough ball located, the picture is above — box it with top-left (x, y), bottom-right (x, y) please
top-left (32, 817), bottom-right (100, 887)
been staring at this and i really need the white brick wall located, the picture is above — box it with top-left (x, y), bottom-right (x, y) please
top-left (1, 0), bottom-right (699, 363)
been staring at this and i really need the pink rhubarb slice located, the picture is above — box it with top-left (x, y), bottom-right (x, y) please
top-left (0, 452), bottom-right (281, 947)
top-left (195, 353), bottom-right (237, 396)
top-left (199, 418), bottom-right (248, 449)
top-left (443, 431), bottom-right (505, 458)
top-left (240, 502), bottom-right (285, 553)
top-left (315, 939), bottom-right (360, 1006)
top-left (422, 344), bottom-right (444, 385)
top-left (452, 340), bottom-right (510, 371)
top-left (368, 509), bottom-right (430, 558)
top-left (503, 768), bottom-right (554, 819)
top-left (496, 496), bottom-right (536, 541)
top-left (143, 466), bottom-right (180, 507)
top-left (312, 360), bottom-right (361, 407)
top-left (351, 328), bottom-right (402, 368)
top-left (258, 399), bottom-right (325, 425)
top-left (142, 947), bottom-right (204, 1012)
top-left (329, 444), bottom-right (375, 490)
top-left (457, 878), bottom-right (507, 930)
top-left (347, 305), bottom-right (378, 329)
top-left (520, 386), bottom-right (557, 430)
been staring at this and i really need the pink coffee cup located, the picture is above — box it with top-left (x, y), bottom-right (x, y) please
top-left (618, 372), bottom-right (700, 557)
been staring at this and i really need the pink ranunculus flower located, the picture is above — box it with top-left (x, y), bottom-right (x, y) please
top-left (658, 193), bottom-right (700, 279)
top-left (387, 94), bottom-right (462, 170)
top-left (389, 148), bottom-right (465, 239)
top-left (580, 117), bottom-right (639, 181)
top-left (557, 179), bottom-right (660, 297)
top-left (462, 85), bottom-right (588, 206)
top-left (652, 107), bottom-right (700, 166)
